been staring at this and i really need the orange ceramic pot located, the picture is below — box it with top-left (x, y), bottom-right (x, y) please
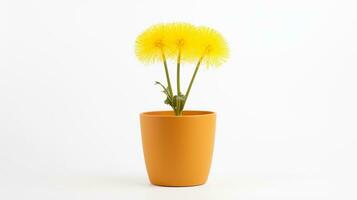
top-left (140, 110), bottom-right (216, 187)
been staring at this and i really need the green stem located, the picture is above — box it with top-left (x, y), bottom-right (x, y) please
top-left (176, 99), bottom-right (181, 115)
top-left (177, 49), bottom-right (181, 95)
top-left (161, 50), bottom-right (173, 97)
top-left (182, 56), bottom-right (204, 110)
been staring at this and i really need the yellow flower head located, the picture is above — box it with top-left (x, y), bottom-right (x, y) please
top-left (135, 23), bottom-right (168, 63)
top-left (165, 22), bottom-right (196, 61)
top-left (192, 26), bottom-right (229, 67)
top-left (135, 23), bottom-right (229, 67)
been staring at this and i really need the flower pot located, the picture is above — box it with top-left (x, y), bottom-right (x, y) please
top-left (140, 110), bottom-right (216, 187)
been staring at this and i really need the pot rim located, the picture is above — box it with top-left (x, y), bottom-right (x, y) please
top-left (140, 110), bottom-right (216, 118)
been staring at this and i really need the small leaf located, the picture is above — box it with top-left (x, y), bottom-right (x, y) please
top-left (164, 97), bottom-right (171, 105)
top-left (155, 81), bottom-right (173, 107)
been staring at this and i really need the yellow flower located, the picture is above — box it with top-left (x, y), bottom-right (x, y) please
top-left (165, 22), bottom-right (196, 61)
top-left (135, 23), bottom-right (229, 67)
top-left (192, 26), bottom-right (229, 67)
top-left (135, 23), bottom-right (169, 64)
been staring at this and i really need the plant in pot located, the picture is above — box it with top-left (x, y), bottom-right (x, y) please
top-left (135, 22), bottom-right (229, 186)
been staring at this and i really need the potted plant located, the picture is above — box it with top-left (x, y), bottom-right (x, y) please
top-left (135, 22), bottom-right (229, 186)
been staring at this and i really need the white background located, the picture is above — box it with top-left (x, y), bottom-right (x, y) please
top-left (1, 0), bottom-right (357, 199)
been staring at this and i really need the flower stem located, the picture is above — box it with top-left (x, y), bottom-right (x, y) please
top-left (182, 56), bottom-right (204, 110)
top-left (161, 50), bottom-right (173, 97)
top-left (177, 49), bottom-right (181, 95)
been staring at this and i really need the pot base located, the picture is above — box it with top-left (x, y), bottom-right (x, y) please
top-left (150, 181), bottom-right (206, 187)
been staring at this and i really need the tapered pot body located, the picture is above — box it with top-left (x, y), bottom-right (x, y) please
top-left (140, 110), bottom-right (216, 187)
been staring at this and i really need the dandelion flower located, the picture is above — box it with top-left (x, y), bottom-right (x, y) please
top-left (165, 22), bottom-right (197, 61)
top-left (192, 26), bottom-right (229, 67)
top-left (135, 23), bottom-right (169, 64)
